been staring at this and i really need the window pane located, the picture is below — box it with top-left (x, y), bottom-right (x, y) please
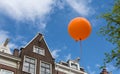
top-left (41, 67), bottom-right (45, 71)
top-left (30, 68), bottom-right (34, 74)
top-left (25, 58), bottom-right (30, 62)
top-left (41, 71), bottom-right (45, 74)
top-left (35, 48), bottom-right (39, 53)
top-left (42, 50), bottom-right (44, 55)
top-left (39, 49), bottom-right (42, 54)
top-left (41, 62), bottom-right (45, 67)
top-left (71, 63), bottom-right (77, 69)
top-left (30, 64), bottom-right (35, 69)
top-left (24, 66), bottom-right (29, 72)
top-left (24, 62), bottom-right (29, 67)
top-left (46, 64), bottom-right (50, 68)
top-left (0, 69), bottom-right (14, 74)
top-left (33, 46), bottom-right (45, 55)
top-left (46, 73), bottom-right (50, 74)
top-left (34, 46), bottom-right (40, 53)
top-left (46, 69), bottom-right (50, 73)
top-left (30, 59), bottom-right (35, 63)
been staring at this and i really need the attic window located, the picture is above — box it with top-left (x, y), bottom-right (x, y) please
top-left (33, 46), bottom-right (45, 55)
top-left (71, 63), bottom-right (78, 69)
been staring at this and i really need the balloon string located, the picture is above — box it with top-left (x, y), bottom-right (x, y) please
top-left (80, 39), bottom-right (82, 62)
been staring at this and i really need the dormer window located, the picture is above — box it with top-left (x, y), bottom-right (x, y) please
top-left (68, 60), bottom-right (80, 70)
top-left (71, 63), bottom-right (78, 69)
top-left (33, 46), bottom-right (45, 55)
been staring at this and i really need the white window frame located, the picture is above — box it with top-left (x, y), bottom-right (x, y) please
top-left (69, 61), bottom-right (80, 70)
top-left (0, 69), bottom-right (14, 74)
top-left (71, 63), bottom-right (78, 69)
top-left (33, 45), bottom-right (45, 56)
top-left (22, 56), bottom-right (37, 74)
top-left (40, 61), bottom-right (52, 74)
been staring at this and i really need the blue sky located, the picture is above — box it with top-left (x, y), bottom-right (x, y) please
top-left (0, 0), bottom-right (120, 74)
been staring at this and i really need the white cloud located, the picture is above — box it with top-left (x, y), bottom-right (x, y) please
top-left (38, 22), bottom-right (47, 31)
top-left (14, 35), bottom-right (24, 41)
top-left (13, 35), bottom-right (27, 45)
top-left (61, 45), bottom-right (68, 50)
top-left (0, 30), bottom-right (18, 49)
top-left (0, 0), bottom-right (55, 31)
top-left (51, 45), bottom-right (68, 60)
top-left (95, 63), bottom-right (118, 73)
top-left (51, 49), bottom-right (61, 58)
top-left (65, 53), bottom-right (71, 61)
top-left (55, 0), bottom-right (65, 9)
top-left (106, 64), bottom-right (116, 72)
top-left (8, 43), bottom-right (18, 49)
top-left (0, 30), bottom-right (9, 44)
top-left (95, 63), bottom-right (115, 71)
top-left (90, 19), bottom-right (103, 27)
top-left (96, 64), bottom-right (101, 68)
top-left (0, 0), bottom-right (95, 31)
top-left (87, 66), bottom-right (96, 74)
top-left (66, 0), bottom-right (94, 16)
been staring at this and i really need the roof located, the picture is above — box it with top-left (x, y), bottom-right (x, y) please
top-left (0, 51), bottom-right (21, 61)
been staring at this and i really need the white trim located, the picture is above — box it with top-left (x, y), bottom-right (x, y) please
top-left (0, 69), bottom-right (14, 74)
top-left (55, 63), bottom-right (87, 74)
top-left (42, 37), bottom-right (54, 59)
top-left (22, 56), bottom-right (26, 72)
top-left (0, 60), bottom-right (17, 68)
top-left (0, 51), bottom-right (21, 61)
top-left (69, 60), bottom-right (80, 70)
top-left (23, 33), bottom-right (43, 48)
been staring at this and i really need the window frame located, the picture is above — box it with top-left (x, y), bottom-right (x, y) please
top-left (33, 45), bottom-right (45, 56)
top-left (71, 63), bottom-right (78, 69)
top-left (23, 56), bottom-right (37, 74)
top-left (40, 61), bottom-right (52, 74)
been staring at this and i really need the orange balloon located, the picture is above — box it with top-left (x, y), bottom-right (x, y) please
top-left (68, 17), bottom-right (92, 41)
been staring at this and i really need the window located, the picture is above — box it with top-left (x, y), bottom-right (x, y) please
top-left (0, 69), bottom-right (14, 74)
top-left (23, 56), bottom-right (36, 74)
top-left (71, 63), bottom-right (78, 69)
top-left (33, 46), bottom-right (45, 55)
top-left (40, 62), bottom-right (51, 74)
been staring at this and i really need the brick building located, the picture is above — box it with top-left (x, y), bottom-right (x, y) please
top-left (0, 33), bottom-right (87, 74)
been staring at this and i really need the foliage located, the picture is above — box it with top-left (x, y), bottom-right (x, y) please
top-left (99, 0), bottom-right (120, 68)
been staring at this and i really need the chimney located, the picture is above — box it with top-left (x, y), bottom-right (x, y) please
top-left (3, 38), bottom-right (9, 47)
top-left (100, 68), bottom-right (109, 74)
top-left (13, 49), bottom-right (19, 57)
